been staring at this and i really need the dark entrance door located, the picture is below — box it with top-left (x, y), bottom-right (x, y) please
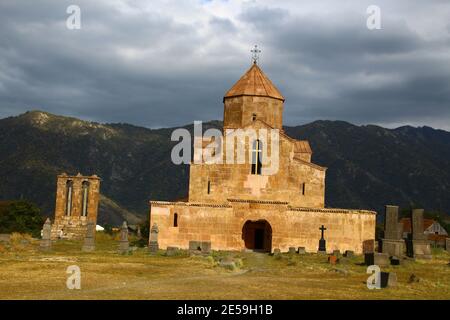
top-left (254, 229), bottom-right (264, 249)
top-left (242, 220), bottom-right (272, 252)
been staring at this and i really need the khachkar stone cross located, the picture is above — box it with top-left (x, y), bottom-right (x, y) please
top-left (40, 218), bottom-right (52, 251)
top-left (82, 221), bottom-right (96, 252)
top-left (118, 221), bottom-right (129, 254)
top-left (148, 223), bottom-right (159, 254)
top-left (318, 225), bottom-right (327, 253)
top-left (251, 45), bottom-right (261, 64)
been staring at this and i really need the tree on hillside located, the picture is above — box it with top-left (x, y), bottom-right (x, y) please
top-left (0, 200), bottom-right (44, 237)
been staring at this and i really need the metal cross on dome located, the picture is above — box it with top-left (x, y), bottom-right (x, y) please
top-left (251, 45), bottom-right (261, 64)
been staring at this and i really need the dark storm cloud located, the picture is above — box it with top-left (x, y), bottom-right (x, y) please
top-left (0, 0), bottom-right (449, 129)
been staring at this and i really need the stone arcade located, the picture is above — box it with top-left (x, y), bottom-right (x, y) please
top-left (149, 61), bottom-right (376, 254)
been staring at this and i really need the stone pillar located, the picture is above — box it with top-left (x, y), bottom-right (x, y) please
top-left (137, 225), bottom-right (142, 239)
top-left (40, 218), bottom-right (52, 251)
top-left (82, 221), bottom-right (96, 252)
top-left (119, 221), bottom-right (129, 254)
top-left (411, 209), bottom-right (431, 259)
top-left (148, 224), bottom-right (159, 253)
top-left (382, 205), bottom-right (405, 257)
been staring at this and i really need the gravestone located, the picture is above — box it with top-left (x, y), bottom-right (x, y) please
top-left (332, 250), bottom-right (341, 257)
top-left (344, 250), bottom-right (354, 258)
top-left (317, 225), bottom-right (327, 253)
top-left (365, 252), bottom-right (389, 267)
top-left (382, 205), bottom-right (405, 257)
top-left (328, 255), bottom-right (338, 265)
top-left (0, 234), bottom-right (11, 243)
top-left (363, 239), bottom-right (375, 254)
top-left (273, 248), bottom-right (281, 256)
top-left (380, 272), bottom-right (397, 288)
top-left (374, 252), bottom-right (389, 267)
top-left (82, 221), bottom-right (96, 252)
top-left (148, 224), bottom-right (159, 253)
top-left (166, 246), bottom-right (180, 256)
top-left (297, 247), bottom-right (306, 254)
top-left (137, 225), bottom-right (142, 239)
top-left (390, 256), bottom-right (400, 266)
top-left (118, 221), bottom-right (129, 254)
top-left (411, 209), bottom-right (432, 259)
top-left (40, 218), bottom-right (52, 251)
top-left (446, 238), bottom-right (450, 253)
top-left (189, 240), bottom-right (211, 254)
top-left (288, 247), bottom-right (296, 254)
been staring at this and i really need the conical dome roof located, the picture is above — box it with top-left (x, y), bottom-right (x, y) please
top-left (224, 63), bottom-right (284, 102)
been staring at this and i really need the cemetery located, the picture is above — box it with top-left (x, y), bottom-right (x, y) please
top-left (0, 207), bottom-right (449, 300)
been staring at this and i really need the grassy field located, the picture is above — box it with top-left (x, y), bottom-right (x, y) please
top-left (0, 233), bottom-right (449, 300)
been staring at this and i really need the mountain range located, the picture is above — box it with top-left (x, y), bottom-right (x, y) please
top-left (0, 110), bottom-right (449, 225)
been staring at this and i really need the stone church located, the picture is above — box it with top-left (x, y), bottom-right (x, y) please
top-left (149, 61), bottom-right (376, 254)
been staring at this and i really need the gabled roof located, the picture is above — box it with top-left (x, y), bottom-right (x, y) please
top-left (224, 63), bottom-right (285, 101)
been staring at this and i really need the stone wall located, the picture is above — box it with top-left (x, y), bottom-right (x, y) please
top-left (189, 121), bottom-right (326, 208)
top-left (149, 200), bottom-right (376, 254)
top-left (51, 173), bottom-right (101, 240)
top-left (223, 96), bottom-right (284, 130)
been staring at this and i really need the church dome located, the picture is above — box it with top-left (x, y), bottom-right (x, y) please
top-left (224, 63), bottom-right (285, 102)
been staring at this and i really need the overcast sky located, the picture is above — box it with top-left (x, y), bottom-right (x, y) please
top-left (1, 0), bottom-right (450, 129)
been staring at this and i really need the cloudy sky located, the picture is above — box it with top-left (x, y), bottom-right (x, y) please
top-left (1, 0), bottom-right (450, 129)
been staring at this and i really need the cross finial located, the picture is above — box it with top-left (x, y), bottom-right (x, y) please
top-left (251, 45), bottom-right (261, 64)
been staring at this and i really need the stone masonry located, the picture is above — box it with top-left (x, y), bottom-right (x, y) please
top-left (51, 173), bottom-right (101, 240)
top-left (149, 61), bottom-right (376, 254)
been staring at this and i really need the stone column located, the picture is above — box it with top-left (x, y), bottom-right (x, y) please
top-left (119, 221), bottom-right (129, 254)
top-left (148, 224), bottom-right (159, 253)
top-left (40, 218), bottom-right (52, 251)
top-left (82, 221), bottom-right (96, 252)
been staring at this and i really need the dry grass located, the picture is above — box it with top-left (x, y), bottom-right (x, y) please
top-left (0, 234), bottom-right (449, 300)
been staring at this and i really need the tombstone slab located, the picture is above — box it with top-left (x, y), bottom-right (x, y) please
top-left (344, 250), bottom-right (354, 258)
top-left (328, 255), bottom-right (338, 265)
top-left (411, 209), bottom-right (431, 259)
top-left (40, 218), bottom-right (52, 251)
top-left (118, 221), bottom-right (129, 254)
top-left (332, 250), bottom-right (341, 257)
top-left (288, 247), bottom-right (296, 254)
top-left (374, 252), bottom-right (390, 267)
top-left (82, 221), bottom-right (96, 252)
top-left (148, 224), bottom-right (159, 253)
top-left (446, 238), bottom-right (450, 253)
top-left (382, 239), bottom-right (405, 257)
top-left (380, 272), bottom-right (397, 288)
top-left (189, 240), bottom-right (211, 254)
top-left (297, 247), bottom-right (306, 254)
top-left (166, 246), bottom-right (180, 256)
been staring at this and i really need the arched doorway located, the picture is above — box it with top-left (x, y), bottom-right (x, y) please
top-left (242, 220), bottom-right (272, 252)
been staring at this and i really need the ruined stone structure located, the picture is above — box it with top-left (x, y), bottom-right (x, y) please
top-left (149, 62), bottom-right (376, 254)
top-left (51, 173), bottom-right (101, 240)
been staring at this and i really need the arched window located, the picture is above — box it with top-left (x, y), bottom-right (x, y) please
top-left (82, 181), bottom-right (90, 217)
top-left (301, 182), bottom-right (306, 195)
top-left (252, 113), bottom-right (257, 121)
top-left (251, 140), bottom-right (262, 175)
top-left (173, 213), bottom-right (178, 227)
top-left (66, 180), bottom-right (73, 216)
top-left (207, 180), bottom-right (211, 194)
